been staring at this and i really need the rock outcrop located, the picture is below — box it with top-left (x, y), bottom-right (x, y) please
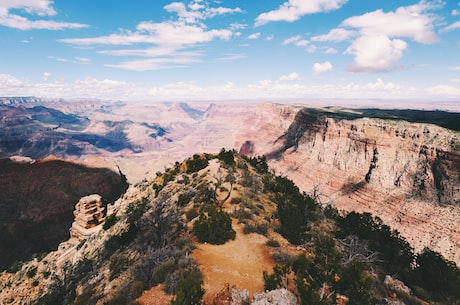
top-left (252, 289), bottom-right (298, 305)
top-left (266, 108), bottom-right (460, 264)
top-left (70, 194), bottom-right (106, 241)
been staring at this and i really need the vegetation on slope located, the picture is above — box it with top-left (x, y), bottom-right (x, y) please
top-left (0, 149), bottom-right (458, 305)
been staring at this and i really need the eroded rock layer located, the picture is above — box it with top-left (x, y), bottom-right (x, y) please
top-left (265, 108), bottom-right (460, 264)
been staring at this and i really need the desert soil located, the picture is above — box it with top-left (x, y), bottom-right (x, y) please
top-left (192, 221), bottom-right (274, 304)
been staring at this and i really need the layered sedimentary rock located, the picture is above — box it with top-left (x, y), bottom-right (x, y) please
top-left (70, 194), bottom-right (106, 241)
top-left (264, 108), bottom-right (460, 264)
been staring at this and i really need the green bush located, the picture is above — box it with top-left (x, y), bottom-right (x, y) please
top-left (193, 206), bottom-right (236, 245)
top-left (26, 266), bottom-right (37, 278)
top-left (103, 214), bottom-right (118, 230)
top-left (171, 268), bottom-right (204, 305)
top-left (186, 154), bottom-right (209, 174)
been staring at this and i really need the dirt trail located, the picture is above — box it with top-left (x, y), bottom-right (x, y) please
top-left (192, 221), bottom-right (274, 304)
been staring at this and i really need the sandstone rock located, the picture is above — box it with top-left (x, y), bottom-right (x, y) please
top-left (70, 194), bottom-right (106, 240)
top-left (268, 109), bottom-right (460, 264)
top-left (252, 289), bottom-right (298, 305)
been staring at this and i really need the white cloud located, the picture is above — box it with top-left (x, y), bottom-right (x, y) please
top-left (216, 53), bottom-right (246, 62)
top-left (306, 45), bottom-right (317, 53)
top-left (313, 61), bottom-right (333, 74)
top-left (441, 21), bottom-right (460, 32)
top-left (449, 66), bottom-right (460, 70)
top-left (230, 22), bottom-right (246, 30)
top-left (59, 1), bottom-right (240, 71)
top-left (283, 35), bottom-right (309, 46)
top-left (247, 32), bottom-right (260, 40)
top-left (42, 72), bottom-right (51, 81)
top-left (338, 1), bottom-right (441, 73)
top-left (0, 0), bottom-right (88, 30)
top-left (2, 73), bottom-right (460, 102)
top-left (449, 78), bottom-right (460, 83)
top-left (164, 1), bottom-right (242, 23)
top-left (255, 0), bottom-right (348, 26)
top-left (324, 47), bottom-right (338, 54)
top-left (265, 35), bottom-right (274, 41)
top-left (341, 3), bottom-right (439, 44)
top-left (311, 28), bottom-right (357, 42)
top-left (280, 72), bottom-right (302, 81)
top-left (452, 9), bottom-right (460, 16)
top-left (345, 35), bottom-right (407, 72)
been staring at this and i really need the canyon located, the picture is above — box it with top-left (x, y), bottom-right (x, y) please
top-left (0, 97), bottom-right (459, 267)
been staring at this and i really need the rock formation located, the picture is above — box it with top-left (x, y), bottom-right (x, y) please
top-left (265, 108), bottom-right (460, 264)
top-left (70, 194), bottom-right (106, 241)
top-left (252, 289), bottom-right (298, 305)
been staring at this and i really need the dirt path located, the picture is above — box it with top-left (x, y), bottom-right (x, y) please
top-left (192, 221), bottom-right (274, 304)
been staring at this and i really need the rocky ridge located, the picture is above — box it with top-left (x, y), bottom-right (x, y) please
top-left (0, 152), bottom-right (458, 305)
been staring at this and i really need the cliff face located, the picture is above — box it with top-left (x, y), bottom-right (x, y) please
top-left (265, 108), bottom-right (460, 263)
top-left (0, 158), bottom-right (128, 270)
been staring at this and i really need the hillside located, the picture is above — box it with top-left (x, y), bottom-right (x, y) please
top-left (1, 151), bottom-right (458, 305)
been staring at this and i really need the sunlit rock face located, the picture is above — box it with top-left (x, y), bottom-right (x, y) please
top-left (70, 194), bottom-right (106, 241)
top-left (263, 108), bottom-right (460, 264)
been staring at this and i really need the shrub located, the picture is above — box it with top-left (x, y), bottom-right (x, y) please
top-left (26, 266), bottom-right (37, 278)
top-left (103, 214), bottom-right (118, 230)
top-left (185, 208), bottom-right (199, 221)
top-left (150, 258), bottom-right (177, 286)
top-left (266, 239), bottom-right (280, 248)
top-left (217, 148), bottom-right (236, 166)
top-left (186, 154), bottom-right (209, 174)
top-left (171, 268), bottom-right (204, 305)
top-left (109, 254), bottom-right (129, 280)
top-left (193, 206), bottom-right (236, 245)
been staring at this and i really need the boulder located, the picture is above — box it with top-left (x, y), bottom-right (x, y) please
top-left (252, 289), bottom-right (298, 305)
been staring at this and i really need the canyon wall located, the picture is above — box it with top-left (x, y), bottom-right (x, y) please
top-left (0, 157), bottom-right (128, 269)
top-left (260, 108), bottom-right (460, 264)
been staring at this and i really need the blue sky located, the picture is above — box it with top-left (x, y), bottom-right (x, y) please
top-left (1, 0), bottom-right (460, 103)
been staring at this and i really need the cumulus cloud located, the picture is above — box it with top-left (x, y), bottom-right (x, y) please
top-left (341, 2), bottom-right (439, 44)
top-left (60, 1), bottom-right (241, 71)
top-left (335, 1), bottom-right (440, 73)
top-left (324, 47), bottom-right (338, 54)
top-left (0, 0), bottom-right (87, 30)
top-left (247, 32), bottom-right (260, 40)
top-left (280, 72), bottom-right (302, 81)
top-left (255, 0), bottom-right (348, 26)
top-left (311, 28), bottom-right (357, 42)
top-left (313, 61), bottom-right (333, 74)
top-left (345, 35), bottom-right (407, 72)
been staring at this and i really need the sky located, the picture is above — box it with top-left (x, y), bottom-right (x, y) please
top-left (1, 0), bottom-right (460, 103)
